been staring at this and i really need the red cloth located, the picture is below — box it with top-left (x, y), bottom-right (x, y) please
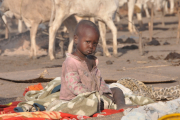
top-left (0, 109), bottom-right (123, 120)
top-left (3, 117), bottom-right (52, 120)
top-left (0, 101), bottom-right (21, 115)
top-left (60, 112), bottom-right (90, 120)
top-left (93, 109), bottom-right (124, 117)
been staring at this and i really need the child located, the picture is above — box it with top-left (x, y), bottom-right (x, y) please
top-left (59, 20), bottom-right (137, 110)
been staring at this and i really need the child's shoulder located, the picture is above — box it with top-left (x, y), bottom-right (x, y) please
top-left (63, 55), bottom-right (76, 66)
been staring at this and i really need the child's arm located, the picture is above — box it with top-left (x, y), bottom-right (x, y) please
top-left (99, 76), bottom-right (112, 94)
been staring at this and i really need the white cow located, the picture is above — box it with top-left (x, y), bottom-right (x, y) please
top-left (0, 0), bottom-right (137, 60)
top-left (49, 0), bottom-right (136, 60)
top-left (135, 0), bottom-right (175, 27)
top-left (0, 0), bottom-right (77, 59)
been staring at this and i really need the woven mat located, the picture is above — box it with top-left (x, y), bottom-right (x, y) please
top-left (86, 112), bottom-right (123, 120)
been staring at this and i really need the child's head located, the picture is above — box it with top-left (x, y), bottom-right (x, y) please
top-left (74, 20), bottom-right (100, 56)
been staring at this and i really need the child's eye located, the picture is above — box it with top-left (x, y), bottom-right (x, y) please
top-left (93, 43), bottom-right (97, 46)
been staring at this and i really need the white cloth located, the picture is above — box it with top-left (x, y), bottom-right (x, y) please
top-left (121, 112), bottom-right (146, 120)
top-left (109, 83), bottom-right (133, 95)
top-left (123, 97), bottom-right (180, 120)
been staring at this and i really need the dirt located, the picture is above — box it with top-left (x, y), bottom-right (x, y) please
top-left (121, 45), bottom-right (138, 49)
top-left (106, 60), bottom-right (114, 65)
top-left (148, 55), bottom-right (161, 60)
top-left (164, 52), bottom-right (180, 60)
top-left (0, 11), bottom-right (180, 104)
top-left (146, 39), bottom-right (161, 46)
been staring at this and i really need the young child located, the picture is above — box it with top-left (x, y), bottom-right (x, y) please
top-left (59, 20), bottom-right (137, 110)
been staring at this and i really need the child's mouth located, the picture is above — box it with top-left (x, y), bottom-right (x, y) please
top-left (87, 50), bottom-right (92, 54)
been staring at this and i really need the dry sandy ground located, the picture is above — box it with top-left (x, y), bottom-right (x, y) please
top-left (0, 12), bottom-right (180, 103)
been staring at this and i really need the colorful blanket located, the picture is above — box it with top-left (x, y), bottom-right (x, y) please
top-left (0, 111), bottom-right (89, 120)
top-left (14, 77), bottom-right (154, 117)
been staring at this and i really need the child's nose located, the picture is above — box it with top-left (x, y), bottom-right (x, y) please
top-left (89, 43), bottom-right (93, 48)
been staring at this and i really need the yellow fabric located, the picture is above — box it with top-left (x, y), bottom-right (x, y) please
top-left (158, 113), bottom-right (180, 120)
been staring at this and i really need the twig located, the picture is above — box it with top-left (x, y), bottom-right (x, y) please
top-left (177, 9), bottom-right (180, 44)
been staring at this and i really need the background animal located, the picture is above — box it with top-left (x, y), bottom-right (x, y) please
top-left (0, 0), bottom-right (77, 59)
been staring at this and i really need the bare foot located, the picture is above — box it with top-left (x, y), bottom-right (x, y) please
top-left (117, 105), bottom-right (139, 110)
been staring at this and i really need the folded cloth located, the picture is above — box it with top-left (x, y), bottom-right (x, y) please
top-left (25, 78), bottom-right (61, 101)
top-left (15, 78), bottom-right (61, 112)
top-left (16, 77), bottom-right (116, 116)
top-left (46, 91), bottom-right (117, 116)
top-left (109, 83), bottom-right (133, 95)
top-left (16, 77), bottom-right (153, 117)
top-left (0, 111), bottom-right (89, 120)
top-left (23, 83), bottom-right (44, 96)
top-left (0, 101), bottom-right (21, 115)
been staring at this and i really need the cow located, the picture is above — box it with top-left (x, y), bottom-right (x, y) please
top-left (135, 0), bottom-right (175, 28)
top-left (0, 11), bottom-right (27, 39)
top-left (49, 0), bottom-right (137, 60)
top-left (0, 0), bottom-right (137, 60)
top-left (0, 0), bottom-right (77, 59)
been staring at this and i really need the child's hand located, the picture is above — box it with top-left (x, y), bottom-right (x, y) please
top-left (103, 93), bottom-right (116, 103)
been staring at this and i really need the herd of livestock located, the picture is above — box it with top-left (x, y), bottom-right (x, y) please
top-left (0, 0), bottom-right (179, 60)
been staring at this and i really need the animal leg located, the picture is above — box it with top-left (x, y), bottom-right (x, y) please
top-left (63, 15), bottom-right (77, 57)
top-left (104, 19), bottom-right (117, 57)
top-left (161, 3), bottom-right (165, 27)
top-left (98, 21), bottom-right (111, 57)
top-left (18, 20), bottom-right (26, 33)
top-left (144, 3), bottom-right (150, 18)
top-left (49, 9), bottom-right (68, 60)
top-left (169, 0), bottom-right (174, 14)
top-left (128, 0), bottom-right (136, 33)
top-left (30, 23), bottom-right (39, 59)
top-left (115, 12), bottom-right (122, 29)
top-left (136, 13), bottom-right (145, 31)
top-left (2, 15), bottom-right (9, 39)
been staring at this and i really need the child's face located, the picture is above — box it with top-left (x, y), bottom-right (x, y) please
top-left (74, 27), bottom-right (99, 56)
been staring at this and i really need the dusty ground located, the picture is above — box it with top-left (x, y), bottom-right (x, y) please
top-left (0, 11), bottom-right (180, 103)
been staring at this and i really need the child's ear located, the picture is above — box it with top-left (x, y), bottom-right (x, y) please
top-left (74, 35), bottom-right (78, 44)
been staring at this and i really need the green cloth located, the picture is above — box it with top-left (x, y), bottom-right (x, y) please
top-left (16, 77), bottom-right (154, 116)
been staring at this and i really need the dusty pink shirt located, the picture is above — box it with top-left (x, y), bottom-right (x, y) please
top-left (59, 53), bottom-right (112, 100)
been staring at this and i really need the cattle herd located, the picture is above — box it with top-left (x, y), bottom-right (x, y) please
top-left (0, 0), bottom-right (179, 60)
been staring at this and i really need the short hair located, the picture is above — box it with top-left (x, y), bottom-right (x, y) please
top-left (74, 20), bottom-right (100, 37)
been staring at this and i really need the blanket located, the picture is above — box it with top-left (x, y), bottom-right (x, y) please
top-left (14, 77), bottom-right (154, 116)
top-left (122, 97), bottom-right (180, 120)
top-left (117, 78), bottom-right (180, 101)
top-left (0, 101), bottom-right (21, 114)
top-left (0, 111), bottom-right (89, 120)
